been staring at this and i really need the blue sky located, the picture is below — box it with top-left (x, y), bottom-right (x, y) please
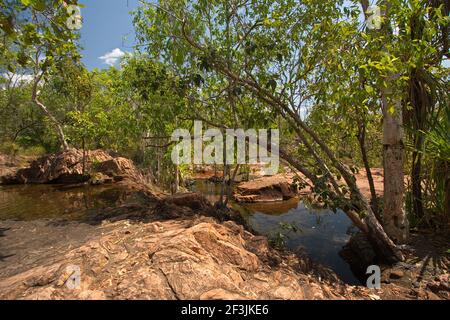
top-left (79, 0), bottom-right (141, 70)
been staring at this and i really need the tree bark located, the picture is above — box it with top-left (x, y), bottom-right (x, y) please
top-left (360, 0), bottom-right (409, 243)
top-left (357, 122), bottom-right (380, 219)
top-left (174, 165), bottom-right (180, 194)
top-left (382, 93), bottom-right (409, 243)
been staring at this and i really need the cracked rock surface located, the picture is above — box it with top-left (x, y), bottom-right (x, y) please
top-left (0, 216), bottom-right (371, 300)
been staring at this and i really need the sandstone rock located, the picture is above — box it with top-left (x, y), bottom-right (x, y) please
top-left (162, 192), bottom-right (210, 210)
top-left (390, 269), bottom-right (405, 279)
top-left (96, 157), bottom-right (138, 179)
top-left (199, 288), bottom-right (246, 300)
top-left (153, 192), bottom-right (247, 227)
top-left (1, 149), bottom-right (143, 185)
top-left (2, 214), bottom-right (445, 300)
top-left (90, 172), bottom-right (113, 185)
top-left (415, 287), bottom-right (442, 300)
top-left (78, 290), bottom-right (107, 300)
top-left (0, 218), bottom-right (365, 300)
top-left (233, 174), bottom-right (297, 203)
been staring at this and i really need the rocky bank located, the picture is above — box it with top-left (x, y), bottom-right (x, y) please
top-left (0, 216), bottom-right (363, 300)
top-left (1, 190), bottom-right (448, 300)
top-left (1, 149), bottom-right (146, 186)
top-left (0, 152), bottom-right (448, 300)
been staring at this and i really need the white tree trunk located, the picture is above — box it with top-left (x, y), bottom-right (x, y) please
top-left (382, 93), bottom-right (409, 243)
top-left (32, 73), bottom-right (69, 151)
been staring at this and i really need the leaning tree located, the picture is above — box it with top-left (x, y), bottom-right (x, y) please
top-left (132, 0), bottom-right (448, 262)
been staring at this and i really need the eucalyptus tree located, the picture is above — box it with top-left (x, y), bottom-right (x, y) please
top-left (0, 0), bottom-right (83, 150)
top-left (358, 0), bottom-right (448, 238)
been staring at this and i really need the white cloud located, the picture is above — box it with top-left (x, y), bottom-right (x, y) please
top-left (99, 48), bottom-right (125, 66)
top-left (1, 72), bottom-right (34, 87)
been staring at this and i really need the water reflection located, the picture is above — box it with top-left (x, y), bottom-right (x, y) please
top-left (0, 184), bottom-right (151, 221)
top-left (243, 202), bottom-right (360, 284)
top-left (192, 180), bottom-right (361, 284)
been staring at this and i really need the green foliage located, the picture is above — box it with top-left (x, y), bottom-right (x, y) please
top-left (0, 0), bottom-right (448, 227)
top-left (422, 113), bottom-right (450, 163)
top-left (0, 141), bottom-right (20, 156)
top-left (131, 0), bottom-right (448, 219)
top-left (407, 109), bottom-right (450, 226)
top-left (1, 0), bottom-right (82, 72)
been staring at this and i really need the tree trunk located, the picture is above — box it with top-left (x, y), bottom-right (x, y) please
top-left (32, 75), bottom-right (69, 151)
top-left (33, 98), bottom-right (69, 151)
top-left (218, 163), bottom-right (228, 206)
top-left (364, 206), bottom-right (405, 263)
top-left (408, 73), bottom-right (428, 221)
top-left (357, 122), bottom-right (380, 219)
top-left (411, 146), bottom-right (424, 218)
top-left (224, 164), bottom-right (240, 206)
top-left (382, 94), bottom-right (409, 243)
top-left (174, 165), bottom-right (180, 194)
top-left (360, 0), bottom-right (409, 243)
top-left (445, 161), bottom-right (450, 217)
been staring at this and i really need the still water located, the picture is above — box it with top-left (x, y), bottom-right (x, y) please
top-left (191, 180), bottom-right (361, 284)
top-left (0, 184), bottom-right (150, 221)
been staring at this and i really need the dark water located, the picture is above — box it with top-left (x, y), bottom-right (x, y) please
top-left (191, 180), bottom-right (361, 284)
top-left (0, 184), bottom-right (150, 221)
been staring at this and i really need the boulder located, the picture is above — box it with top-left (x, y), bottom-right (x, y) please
top-left (233, 174), bottom-right (297, 203)
top-left (1, 149), bottom-right (143, 185)
top-left (96, 157), bottom-right (137, 179)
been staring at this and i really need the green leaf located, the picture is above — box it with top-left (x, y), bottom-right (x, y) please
top-left (17, 51), bottom-right (29, 66)
top-left (0, 15), bottom-right (15, 36)
top-left (364, 85), bottom-right (374, 94)
top-left (31, 0), bottom-right (46, 11)
top-left (7, 64), bottom-right (16, 73)
top-left (388, 105), bottom-right (396, 115)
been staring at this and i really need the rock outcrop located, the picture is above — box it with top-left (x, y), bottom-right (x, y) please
top-left (233, 174), bottom-right (297, 203)
top-left (1, 149), bottom-right (143, 185)
top-left (151, 192), bottom-right (247, 227)
top-left (0, 190), bottom-right (447, 300)
top-left (0, 217), bottom-right (368, 300)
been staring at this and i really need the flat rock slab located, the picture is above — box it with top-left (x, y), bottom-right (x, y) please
top-left (0, 217), bottom-right (368, 300)
top-left (233, 174), bottom-right (297, 203)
